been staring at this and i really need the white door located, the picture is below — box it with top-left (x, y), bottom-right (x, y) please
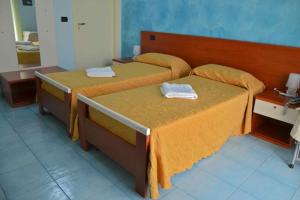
top-left (35, 0), bottom-right (58, 67)
top-left (0, 0), bottom-right (18, 72)
top-left (73, 0), bottom-right (114, 69)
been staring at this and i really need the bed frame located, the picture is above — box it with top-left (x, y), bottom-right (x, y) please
top-left (77, 31), bottom-right (300, 197)
top-left (35, 72), bottom-right (72, 136)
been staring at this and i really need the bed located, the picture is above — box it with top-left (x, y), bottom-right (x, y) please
top-left (76, 32), bottom-right (300, 198)
top-left (35, 53), bottom-right (191, 139)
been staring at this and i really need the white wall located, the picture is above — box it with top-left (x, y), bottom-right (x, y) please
top-left (53, 0), bottom-right (75, 70)
top-left (35, 0), bottom-right (58, 67)
top-left (34, 0), bottom-right (121, 69)
top-left (0, 0), bottom-right (18, 72)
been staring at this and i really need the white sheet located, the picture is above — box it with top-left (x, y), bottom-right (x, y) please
top-left (160, 82), bottom-right (198, 99)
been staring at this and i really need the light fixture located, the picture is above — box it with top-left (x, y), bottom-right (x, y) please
top-left (286, 73), bottom-right (300, 97)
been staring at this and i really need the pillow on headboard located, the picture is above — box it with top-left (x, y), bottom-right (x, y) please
top-left (134, 53), bottom-right (191, 78)
top-left (193, 64), bottom-right (265, 95)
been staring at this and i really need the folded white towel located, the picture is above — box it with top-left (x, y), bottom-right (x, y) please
top-left (86, 66), bottom-right (116, 78)
top-left (160, 82), bottom-right (198, 99)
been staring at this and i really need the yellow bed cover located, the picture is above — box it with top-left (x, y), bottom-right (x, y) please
top-left (88, 75), bottom-right (263, 198)
top-left (42, 62), bottom-right (190, 138)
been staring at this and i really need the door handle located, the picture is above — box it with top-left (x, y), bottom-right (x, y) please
top-left (77, 23), bottom-right (86, 30)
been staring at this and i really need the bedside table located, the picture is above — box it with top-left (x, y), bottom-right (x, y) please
top-left (252, 90), bottom-right (299, 148)
top-left (112, 57), bottom-right (133, 65)
top-left (0, 66), bottom-right (65, 107)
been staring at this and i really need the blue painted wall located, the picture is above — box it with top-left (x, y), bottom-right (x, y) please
top-left (53, 0), bottom-right (75, 70)
top-left (18, 0), bottom-right (37, 32)
top-left (122, 0), bottom-right (300, 57)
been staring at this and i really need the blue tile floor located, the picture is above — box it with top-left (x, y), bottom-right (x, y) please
top-left (0, 97), bottom-right (300, 200)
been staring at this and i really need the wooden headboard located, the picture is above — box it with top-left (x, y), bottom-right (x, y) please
top-left (141, 31), bottom-right (300, 90)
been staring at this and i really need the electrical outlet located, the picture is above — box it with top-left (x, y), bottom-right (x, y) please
top-left (149, 35), bottom-right (156, 41)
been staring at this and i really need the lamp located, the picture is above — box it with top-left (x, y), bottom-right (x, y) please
top-left (133, 45), bottom-right (141, 57)
top-left (286, 73), bottom-right (300, 97)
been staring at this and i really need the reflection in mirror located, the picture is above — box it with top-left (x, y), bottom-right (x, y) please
top-left (10, 0), bottom-right (41, 69)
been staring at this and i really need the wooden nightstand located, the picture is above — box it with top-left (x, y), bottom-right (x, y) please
top-left (252, 90), bottom-right (299, 148)
top-left (112, 57), bottom-right (134, 65)
top-left (0, 66), bottom-right (65, 107)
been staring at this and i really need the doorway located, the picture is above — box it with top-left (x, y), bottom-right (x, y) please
top-left (10, 0), bottom-right (41, 69)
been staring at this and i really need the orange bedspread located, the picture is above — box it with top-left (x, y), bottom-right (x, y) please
top-left (89, 75), bottom-right (265, 198)
top-left (42, 61), bottom-right (190, 139)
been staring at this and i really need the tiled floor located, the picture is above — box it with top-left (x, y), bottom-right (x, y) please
top-left (0, 97), bottom-right (300, 200)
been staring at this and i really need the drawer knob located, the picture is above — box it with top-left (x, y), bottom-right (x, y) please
top-left (273, 106), bottom-right (277, 109)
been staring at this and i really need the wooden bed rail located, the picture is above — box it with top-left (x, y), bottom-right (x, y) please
top-left (35, 75), bottom-right (72, 136)
top-left (77, 94), bottom-right (151, 136)
top-left (77, 97), bottom-right (150, 197)
top-left (34, 71), bottom-right (72, 93)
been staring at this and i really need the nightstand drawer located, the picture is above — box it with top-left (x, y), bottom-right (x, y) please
top-left (254, 99), bottom-right (298, 124)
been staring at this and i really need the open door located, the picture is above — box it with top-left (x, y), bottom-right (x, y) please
top-left (0, 0), bottom-right (18, 72)
top-left (73, 0), bottom-right (114, 69)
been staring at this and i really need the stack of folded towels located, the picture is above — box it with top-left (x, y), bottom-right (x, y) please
top-left (86, 67), bottom-right (116, 78)
top-left (160, 82), bottom-right (198, 100)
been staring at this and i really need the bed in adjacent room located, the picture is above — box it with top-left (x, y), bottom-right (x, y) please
top-left (75, 31), bottom-right (300, 199)
top-left (35, 52), bottom-right (191, 139)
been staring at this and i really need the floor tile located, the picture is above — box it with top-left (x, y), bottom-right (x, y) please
top-left (246, 137), bottom-right (281, 156)
top-left (56, 167), bottom-right (113, 200)
top-left (175, 169), bottom-right (236, 200)
top-left (40, 114), bottom-right (67, 133)
top-left (0, 186), bottom-right (6, 200)
top-left (20, 125), bottom-right (69, 149)
top-left (4, 109), bottom-right (41, 126)
top-left (0, 144), bottom-right (36, 174)
top-left (85, 185), bottom-right (131, 200)
top-left (227, 135), bottom-right (258, 148)
top-left (0, 161), bottom-right (52, 199)
top-left (240, 171), bottom-right (296, 200)
top-left (9, 182), bottom-right (69, 200)
top-left (160, 189), bottom-right (195, 200)
top-left (38, 148), bottom-right (91, 180)
top-left (220, 138), bottom-right (271, 169)
top-left (258, 156), bottom-right (300, 189)
top-left (228, 189), bottom-right (258, 200)
top-left (198, 154), bottom-right (255, 187)
top-left (27, 133), bottom-right (73, 156)
top-left (0, 131), bottom-right (22, 152)
top-left (273, 145), bottom-right (295, 164)
top-left (291, 187), bottom-right (300, 200)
